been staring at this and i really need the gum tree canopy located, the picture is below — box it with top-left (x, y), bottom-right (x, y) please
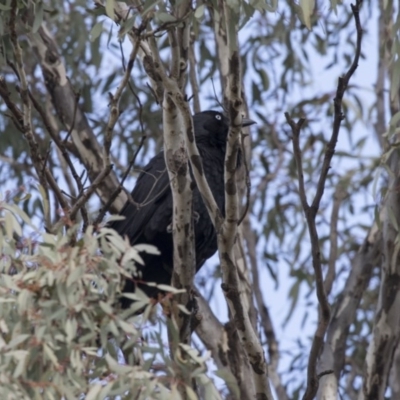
top-left (0, 0), bottom-right (399, 399)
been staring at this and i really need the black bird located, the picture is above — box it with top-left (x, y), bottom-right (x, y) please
top-left (109, 110), bottom-right (256, 307)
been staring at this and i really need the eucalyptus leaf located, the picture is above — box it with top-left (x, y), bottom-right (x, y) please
top-left (32, 1), bottom-right (44, 33)
top-left (90, 21), bottom-right (103, 42)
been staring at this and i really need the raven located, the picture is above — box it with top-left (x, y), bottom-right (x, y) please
top-left (110, 110), bottom-right (255, 307)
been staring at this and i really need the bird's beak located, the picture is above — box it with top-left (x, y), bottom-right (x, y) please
top-left (241, 117), bottom-right (256, 127)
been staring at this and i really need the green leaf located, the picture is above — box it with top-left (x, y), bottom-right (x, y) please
top-left (134, 244), bottom-right (160, 255)
top-left (186, 385), bottom-right (198, 400)
top-left (142, 0), bottom-right (162, 16)
top-left (65, 318), bottom-right (78, 343)
top-left (32, 1), bottom-right (44, 33)
top-left (388, 206), bottom-right (399, 232)
top-left (7, 334), bottom-right (30, 349)
top-left (330, 0), bottom-right (342, 15)
top-left (119, 15), bottom-right (137, 37)
top-left (177, 304), bottom-right (191, 315)
top-left (387, 110), bottom-right (400, 138)
top-left (4, 211), bottom-right (14, 238)
top-left (156, 284), bottom-right (185, 293)
top-left (38, 185), bottom-right (49, 224)
top-left (86, 384), bottom-right (102, 400)
top-left (226, 0), bottom-right (240, 12)
top-left (242, 1), bottom-right (255, 19)
top-left (391, 58), bottom-right (400, 101)
top-left (194, 4), bottom-right (205, 19)
top-left (90, 22), bottom-right (103, 42)
top-left (2, 203), bottom-right (34, 229)
top-left (299, 0), bottom-right (315, 30)
top-left (99, 301), bottom-right (113, 315)
top-left (155, 12), bottom-right (177, 23)
top-left (105, 0), bottom-right (115, 19)
top-left (266, 0), bottom-right (278, 11)
top-left (43, 343), bottom-right (60, 367)
top-left (12, 351), bottom-right (29, 378)
top-left (118, 319), bottom-right (138, 335)
top-left (214, 369), bottom-right (240, 399)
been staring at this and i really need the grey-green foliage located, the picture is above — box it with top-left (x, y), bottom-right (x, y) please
top-left (0, 200), bottom-right (222, 399)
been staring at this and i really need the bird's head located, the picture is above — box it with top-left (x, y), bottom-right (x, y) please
top-left (193, 110), bottom-right (256, 147)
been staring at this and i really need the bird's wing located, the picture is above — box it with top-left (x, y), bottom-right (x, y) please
top-left (109, 151), bottom-right (171, 244)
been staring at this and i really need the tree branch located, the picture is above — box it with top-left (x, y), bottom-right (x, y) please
top-left (215, 2), bottom-right (273, 398)
top-left (27, 21), bottom-right (126, 213)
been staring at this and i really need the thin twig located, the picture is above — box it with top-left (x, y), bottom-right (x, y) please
top-left (63, 92), bottom-right (79, 143)
top-left (94, 40), bottom-right (148, 225)
top-left (0, 78), bottom-right (24, 130)
top-left (50, 164), bottom-right (114, 233)
top-left (28, 90), bottom-right (89, 227)
top-left (286, 113), bottom-right (332, 400)
top-left (284, 115), bottom-right (307, 207)
top-left (57, 146), bottom-right (77, 198)
top-left (104, 39), bottom-right (141, 166)
top-left (210, 77), bottom-right (226, 111)
top-left (29, 92), bottom-right (83, 192)
top-left (311, 1), bottom-right (363, 211)
top-left (43, 167), bottom-right (70, 211)
top-left (249, 124), bottom-right (286, 206)
top-left (119, 39), bottom-right (146, 135)
top-left (94, 133), bottom-right (146, 225)
top-left (141, 10), bottom-right (193, 38)
top-left (285, 2), bottom-right (363, 399)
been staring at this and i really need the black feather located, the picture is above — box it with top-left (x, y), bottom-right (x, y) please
top-left (109, 110), bottom-right (255, 307)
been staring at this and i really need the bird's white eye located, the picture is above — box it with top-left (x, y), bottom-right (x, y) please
top-left (215, 114), bottom-right (222, 120)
